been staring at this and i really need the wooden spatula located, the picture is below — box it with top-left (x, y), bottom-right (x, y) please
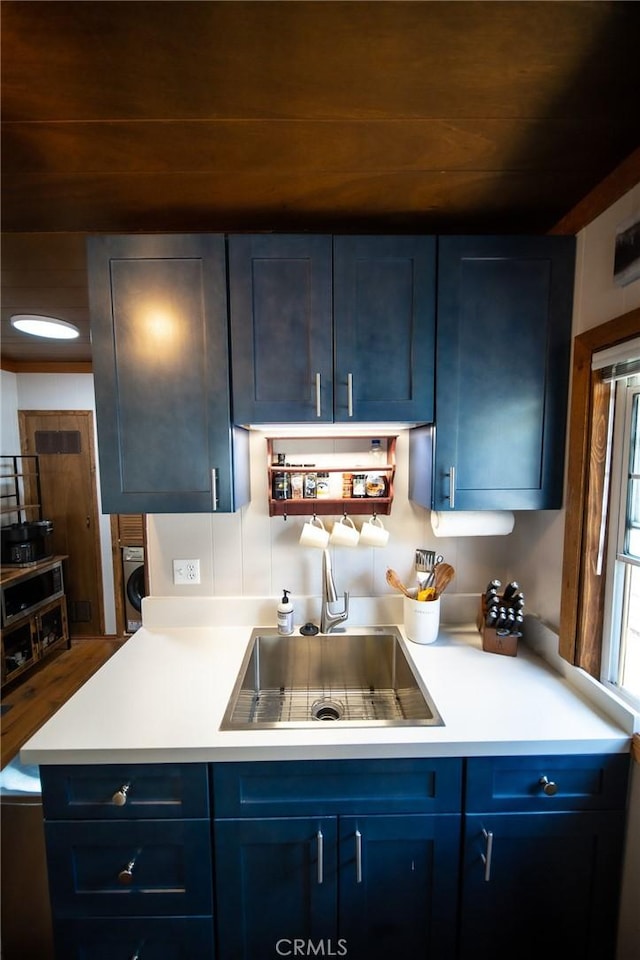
top-left (433, 562), bottom-right (455, 598)
top-left (385, 567), bottom-right (413, 599)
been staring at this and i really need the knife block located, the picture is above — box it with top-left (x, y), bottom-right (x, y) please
top-left (477, 597), bottom-right (519, 657)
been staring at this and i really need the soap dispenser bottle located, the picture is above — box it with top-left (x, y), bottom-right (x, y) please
top-left (277, 589), bottom-right (294, 635)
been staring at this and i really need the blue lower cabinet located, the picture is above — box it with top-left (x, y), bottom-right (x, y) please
top-left (52, 916), bottom-right (214, 959)
top-left (45, 819), bottom-right (213, 917)
top-left (459, 811), bottom-right (625, 960)
top-left (338, 814), bottom-right (460, 960)
top-left (215, 817), bottom-right (338, 959)
top-left (214, 813), bottom-right (460, 960)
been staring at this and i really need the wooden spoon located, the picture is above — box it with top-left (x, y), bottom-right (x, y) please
top-left (433, 562), bottom-right (455, 598)
top-left (385, 567), bottom-right (413, 599)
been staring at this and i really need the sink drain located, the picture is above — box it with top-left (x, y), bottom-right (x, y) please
top-left (311, 698), bottom-right (345, 721)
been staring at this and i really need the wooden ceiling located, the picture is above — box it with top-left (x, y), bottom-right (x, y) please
top-left (2, 0), bottom-right (639, 368)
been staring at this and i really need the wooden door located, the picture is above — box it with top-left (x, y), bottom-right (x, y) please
top-left (19, 410), bottom-right (104, 637)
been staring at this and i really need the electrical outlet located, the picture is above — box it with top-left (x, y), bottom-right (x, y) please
top-left (173, 559), bottom-right (201, 585)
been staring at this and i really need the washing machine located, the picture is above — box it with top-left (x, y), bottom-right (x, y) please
top-left (122, 546), bottom-right (146, 634)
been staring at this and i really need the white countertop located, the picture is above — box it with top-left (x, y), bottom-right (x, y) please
top-left (20, 597), bottom-right (633, 765)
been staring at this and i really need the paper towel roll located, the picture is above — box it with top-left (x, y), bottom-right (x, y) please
top-left (430, 510), bottom-right (515, 537)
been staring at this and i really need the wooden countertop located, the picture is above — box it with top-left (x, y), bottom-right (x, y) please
top-left (0, 555), bottom-right (68, 587)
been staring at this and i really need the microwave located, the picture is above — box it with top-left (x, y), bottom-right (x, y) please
top-left (1, 561), bottom-right (64, 626)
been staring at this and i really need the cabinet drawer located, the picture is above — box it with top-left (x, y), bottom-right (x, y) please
top-left (465, 754), bottom-right (630, 812)
top-left (45, 819), bottom-right (213, 917)
top-left (41, 763), bottom-right (209, 820)
top-left (213, 758), bottom-right (463, 817)
top-left (53, 916), bottom-right (215, 958)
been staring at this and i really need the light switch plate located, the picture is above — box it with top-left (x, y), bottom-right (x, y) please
top-left (173, 559), bottom-right (201, 584)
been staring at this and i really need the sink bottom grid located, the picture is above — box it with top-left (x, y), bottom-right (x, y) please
top-left (230, 684), bottom-right (430, 724)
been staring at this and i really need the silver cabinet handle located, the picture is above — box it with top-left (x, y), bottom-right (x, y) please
top-left (448, 466), bottom-right (456, 508)
top-left (539, 775), bottom-right (558, 796)
top-left (211, 468), bottom-right (219, 511)
top-left (355, 829), bottom-right (362, 883)
top-left (481, 828), bottom-right (493, 882)
top-left (316, 828), bottom-right (324, 884)
top-left (315, 373), bottom-right (322, 418)
top-left (112, 783), bottom-right (131, 806)
top-left (347, 373), bottom-right (354, 418)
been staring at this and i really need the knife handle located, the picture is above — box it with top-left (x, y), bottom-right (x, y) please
top-left (502, 581), bottom-right (520, 601)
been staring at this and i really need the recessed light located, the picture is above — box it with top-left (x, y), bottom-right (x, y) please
top-left (10, 314), bottom-right (80, 340)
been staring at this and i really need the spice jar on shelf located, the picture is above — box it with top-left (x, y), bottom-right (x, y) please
top-left (316, 472), bottom-right (330, 498)
top-left (342, 472), bottom-right (353, 498)
top-left (303, 468), bottom-right (317, 499)
top-left (352, 473), bottom-right (367, 498)
top-left (272, 453), bottom-right (289, 500)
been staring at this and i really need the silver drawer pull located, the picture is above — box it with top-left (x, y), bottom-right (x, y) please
top-left (539, 775), bottom-right (558, 796)
top-left (315, 373), bottom-right (322, 418)
top-left (480, 828), bottom-right (493, 882)
top-left (112, 783), bottom-right (131, 806)
top-left (118, 848), bottom-right (141, 885)
top-left (355, 829), bottom-right (362, 884)
top-left (211, 468), bottom-right (219, 511)
top-left (347, 373), bottom-right (354, 417)
top-left (316, 828), bottom-right (324, 884)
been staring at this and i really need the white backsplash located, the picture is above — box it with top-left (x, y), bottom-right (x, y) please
top-left (146, 430), bottom-right (518, 606)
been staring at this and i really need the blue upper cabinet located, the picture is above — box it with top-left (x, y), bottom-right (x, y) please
top-left (229, 235), bottom-right (436, 424)
top-left (229, 235), bottom-right (334, 423)
top-left (432, 236), bottom-right (575, 510)
top-left (88, 234), bottom-right (250, 513)
top-left (333, 236), bottom-right (436, 422)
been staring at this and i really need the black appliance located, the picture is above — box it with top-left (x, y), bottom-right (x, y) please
top-left (1, 520), bottom-right (54, 566)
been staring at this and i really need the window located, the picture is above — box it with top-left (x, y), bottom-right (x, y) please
top-left (602, 374), bottom-right (640, 708)
top-left (560, 307), bottom-right (640, 686)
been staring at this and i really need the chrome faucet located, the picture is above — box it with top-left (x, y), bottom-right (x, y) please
top-left (320, 549), bottom-right (349, 634)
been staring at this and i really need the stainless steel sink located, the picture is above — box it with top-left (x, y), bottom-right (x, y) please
top-left (220, 627), bottom-right (443, 729)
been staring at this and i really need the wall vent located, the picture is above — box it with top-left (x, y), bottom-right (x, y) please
top-left (35, 430), bottom-right (82, 455)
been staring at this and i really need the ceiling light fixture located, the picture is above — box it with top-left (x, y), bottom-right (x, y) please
top-left (10, 314), bottom-right (80, 340)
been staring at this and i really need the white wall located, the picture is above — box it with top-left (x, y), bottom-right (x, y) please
top-left (1, 371), bottom-right (20, 452)
top-left (0, 371), bottom-right (116, 634)
top-left (146, 430), bottom-right (517, 613)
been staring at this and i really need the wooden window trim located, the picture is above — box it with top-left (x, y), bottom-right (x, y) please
top-left (560, 305), bottom-right (640, 674)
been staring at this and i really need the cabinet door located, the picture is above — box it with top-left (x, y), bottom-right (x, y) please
top-left (45, 819), bottom-right (213, 918)
top-left (333, 236), bottom-right (436, 422)
top-left (88, 234), bottom-right (247, 513)
top-left (339, 814), bottom-right (460, 960)
top-left (459, 811), bottom-right (625, 960)
top-left (229, 235), bottom-right (333, 423)
top-left (433, 236), bottom-right (575, 509)
top-left (215, 817), bottom-right (338, 959)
